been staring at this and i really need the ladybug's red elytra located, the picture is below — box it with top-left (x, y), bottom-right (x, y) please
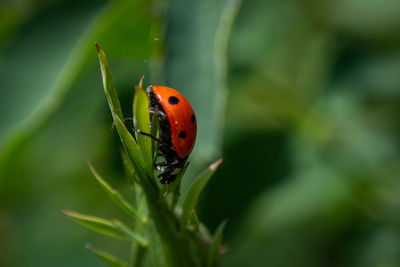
top-left (146, 85), bottom-right (197, 184)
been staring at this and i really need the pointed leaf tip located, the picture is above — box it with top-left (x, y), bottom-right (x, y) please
top-left (188, 209), bottom-right (200, 230)
top-left (87, 159), bottom-right (94, 169)
top-left (85, 243), bottom-right (93, 249)
top-left (96, 44), bottom-right (124, 120)
top-left (94, 42), bottom-right (100, 52)
top-left (86, 243), bottom-right (129, 267)
top-left (181, 159), bottom-right (222, 224)
top-left (207, 220), bottom-right (229, 267)
top-left (138, 75), bottom-right (144, 89)
top-left (210, 159), bottom-right (223, 171)
top-left (62, 208), bottom-right (72, 215)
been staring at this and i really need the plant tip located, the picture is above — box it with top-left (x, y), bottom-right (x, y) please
top-left (210, 158), bottom-right (223, 171)
top-left (94, 42), bottom-right (100, 51)
top-left (88, 160), bottom-right (98, 175)
top-left (85, 243), bottom-right (93, 249)
top-left (136, 75), bottom-right (144, 90)
top-left (61, 208), bottom-right (69, 213)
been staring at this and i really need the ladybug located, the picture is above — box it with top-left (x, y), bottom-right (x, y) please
top-left (145, 85), bottom-right (197, 184)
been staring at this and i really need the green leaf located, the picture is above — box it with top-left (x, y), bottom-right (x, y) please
top-left (207, 220), bottom-right (228, 267)
top-left (111, 219), bottom-right (149, 247)
top-left (111, 109), bottom-right (159, 197)
top-left (95, 43), bottom-right (123, 120)
top-left (111, 109), bottom-right (146, 180)
top-left (188, 209), bottom-right (199, 231)
top-left (133, 76), bottom-right (153, 173)
top-left (181, 159), bottom-right (223, 225)
top-left (86, 243), bottom-right (128, 267)
top-left (63, 209), bottom-right (148, 245)
top-left (62, 209), bottom-right (129, 240)
top-left (88, 161), bottom-right (144, 222)
top-left (119, 147), bottom-right (135, 184)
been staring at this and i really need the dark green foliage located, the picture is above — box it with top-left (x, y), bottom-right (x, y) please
top-left (1, 0), bottom-right (400, 266)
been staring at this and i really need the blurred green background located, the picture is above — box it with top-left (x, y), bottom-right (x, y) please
top-left (1, 0), bottom-right (400, 266)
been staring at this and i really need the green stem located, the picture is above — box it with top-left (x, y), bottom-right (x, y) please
top-left (142, 177), bottom-right (204, 267)
top-left (133, 245), bottom-right (147, 267)
top-left (131, 193), bottom-right (148, 267)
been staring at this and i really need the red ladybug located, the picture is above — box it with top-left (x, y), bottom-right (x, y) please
top-left (146, 85), bottom-right (197, 184)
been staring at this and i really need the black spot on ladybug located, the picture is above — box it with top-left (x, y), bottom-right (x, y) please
top-left (191, 114), bottom-right (196, 123)
top-left (178, 131), bottom-right (187, 138)
top-left (168, 96), bottom-right (179, 105)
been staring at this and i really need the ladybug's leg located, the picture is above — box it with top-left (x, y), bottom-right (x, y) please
top-left (133, 129), bottom-right (168, 146)
top-left (155, 159), bottom-right (180, 171)
top-left (156, 165), bottom-right (166, 171)
top-left (156, 161), bottom-right (169, 167)
top-left (169, 159), bottom-right (180, 167)
top-left (155, 161), bottom-right (169, 171)
top-left (149, 107), bottom-right (166, 117)
top-left (159, 171), bottom-right (177, 184)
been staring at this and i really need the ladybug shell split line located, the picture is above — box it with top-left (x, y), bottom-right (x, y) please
top-left (150, 86), bottom-right (197, 159)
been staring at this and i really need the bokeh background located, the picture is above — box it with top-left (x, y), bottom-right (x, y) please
top-left (1, 0), bottom-right (400, 266)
